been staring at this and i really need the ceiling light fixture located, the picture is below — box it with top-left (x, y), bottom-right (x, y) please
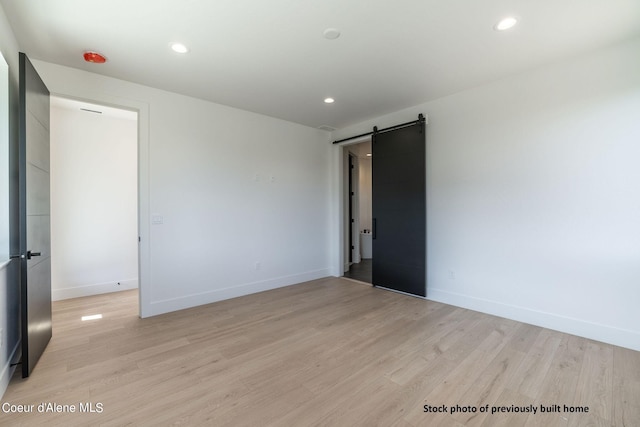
top-left (324, 97), bottom-right (335, 104)
top-left (83, 51), bottom-right (107, 63)
top-left (323, 28), bottom-right (341, 40)
top-left (495, 17), bottom-right (518, 31)
top-left (171, 43), bottom-right (189, 53)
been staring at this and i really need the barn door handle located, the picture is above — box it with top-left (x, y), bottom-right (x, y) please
top-left (372, 218), bottom-right (377, 240)
top-left (27, 251), bottom-right (41, 260)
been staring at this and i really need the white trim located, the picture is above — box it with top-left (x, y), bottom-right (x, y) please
top-left (148, 269), bottom-right (331, 316)
top-left (330, 140), bottom-right (344, 277)
top-left (427, 288), bottom-right (640, 352)
top-left (52, 278), bottom-right (138, 301)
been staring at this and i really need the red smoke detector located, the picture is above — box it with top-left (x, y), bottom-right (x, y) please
top-left (83, 51), bottom-right (107, 63)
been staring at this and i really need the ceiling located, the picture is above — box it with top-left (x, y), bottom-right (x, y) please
top-left (2, 0), bottom-right (639, 130)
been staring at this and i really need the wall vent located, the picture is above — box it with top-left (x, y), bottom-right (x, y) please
top-left (80, 108), bottom-right (102, 114)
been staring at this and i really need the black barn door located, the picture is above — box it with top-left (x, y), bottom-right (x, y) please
top-left (372, 121), bottom-right (426, 297)
top-left (19, 52), bottom-right (52, 377)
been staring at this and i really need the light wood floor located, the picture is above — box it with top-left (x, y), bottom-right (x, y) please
top-left (2, 277), bottom-right (639, 426)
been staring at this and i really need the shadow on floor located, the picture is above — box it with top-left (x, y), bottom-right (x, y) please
top-left (343, 259), bottom-right (372, 284)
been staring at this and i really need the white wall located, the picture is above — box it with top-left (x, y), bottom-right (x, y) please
top-left (332, 36), bottom-right (640, 351)
top-left (50, 105), bottom-right (138, 300)
top-left (31, 59), bottom-right (333, 317)
top-left (0, 52), bottom-right (8, 259)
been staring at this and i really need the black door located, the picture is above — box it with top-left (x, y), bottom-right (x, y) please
top-left (19, 52), bottom-right (52, 377)
top-left (372, 121), bottom-right (426, 297)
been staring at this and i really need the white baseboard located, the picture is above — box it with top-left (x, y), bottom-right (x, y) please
top-left (148, 269), bottom-right (331, 317)
top-left (427, 288), bottom-right (640, 352)
top-left (0, 340), bottom-right (21, 400)
top-left (52, 278), bottom-right (138, 301)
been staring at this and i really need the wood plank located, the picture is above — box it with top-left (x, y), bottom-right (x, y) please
top-left (612, 345), bottom-right (640, 426)
top-left (571, 340), bottom-right (613, 422)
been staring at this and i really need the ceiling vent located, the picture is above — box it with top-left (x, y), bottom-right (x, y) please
top-left (318, 125), bottom-right (336, 132)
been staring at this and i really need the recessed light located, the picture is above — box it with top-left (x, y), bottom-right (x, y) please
top-left (324, 97), bottom-right (335, 104)
top-left (170, 43), bottom-right (189, 53)
top-left (323, 28), bottom-right (341, 40)
top-left (495, 17), bottom-right (518, 31)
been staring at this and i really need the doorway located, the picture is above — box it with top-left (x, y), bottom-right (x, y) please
top-left (335, 115), bottom-right (426, 297)
top-left (49, 96), bottom-right (139, 305)
top-left (342, 139), bottom-right (373, 284)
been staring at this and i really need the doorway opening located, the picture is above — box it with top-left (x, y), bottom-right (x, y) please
top-left (342, 139), bottom-right (372, 284)
top-left (49, 96), bottom-right (139, 308)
